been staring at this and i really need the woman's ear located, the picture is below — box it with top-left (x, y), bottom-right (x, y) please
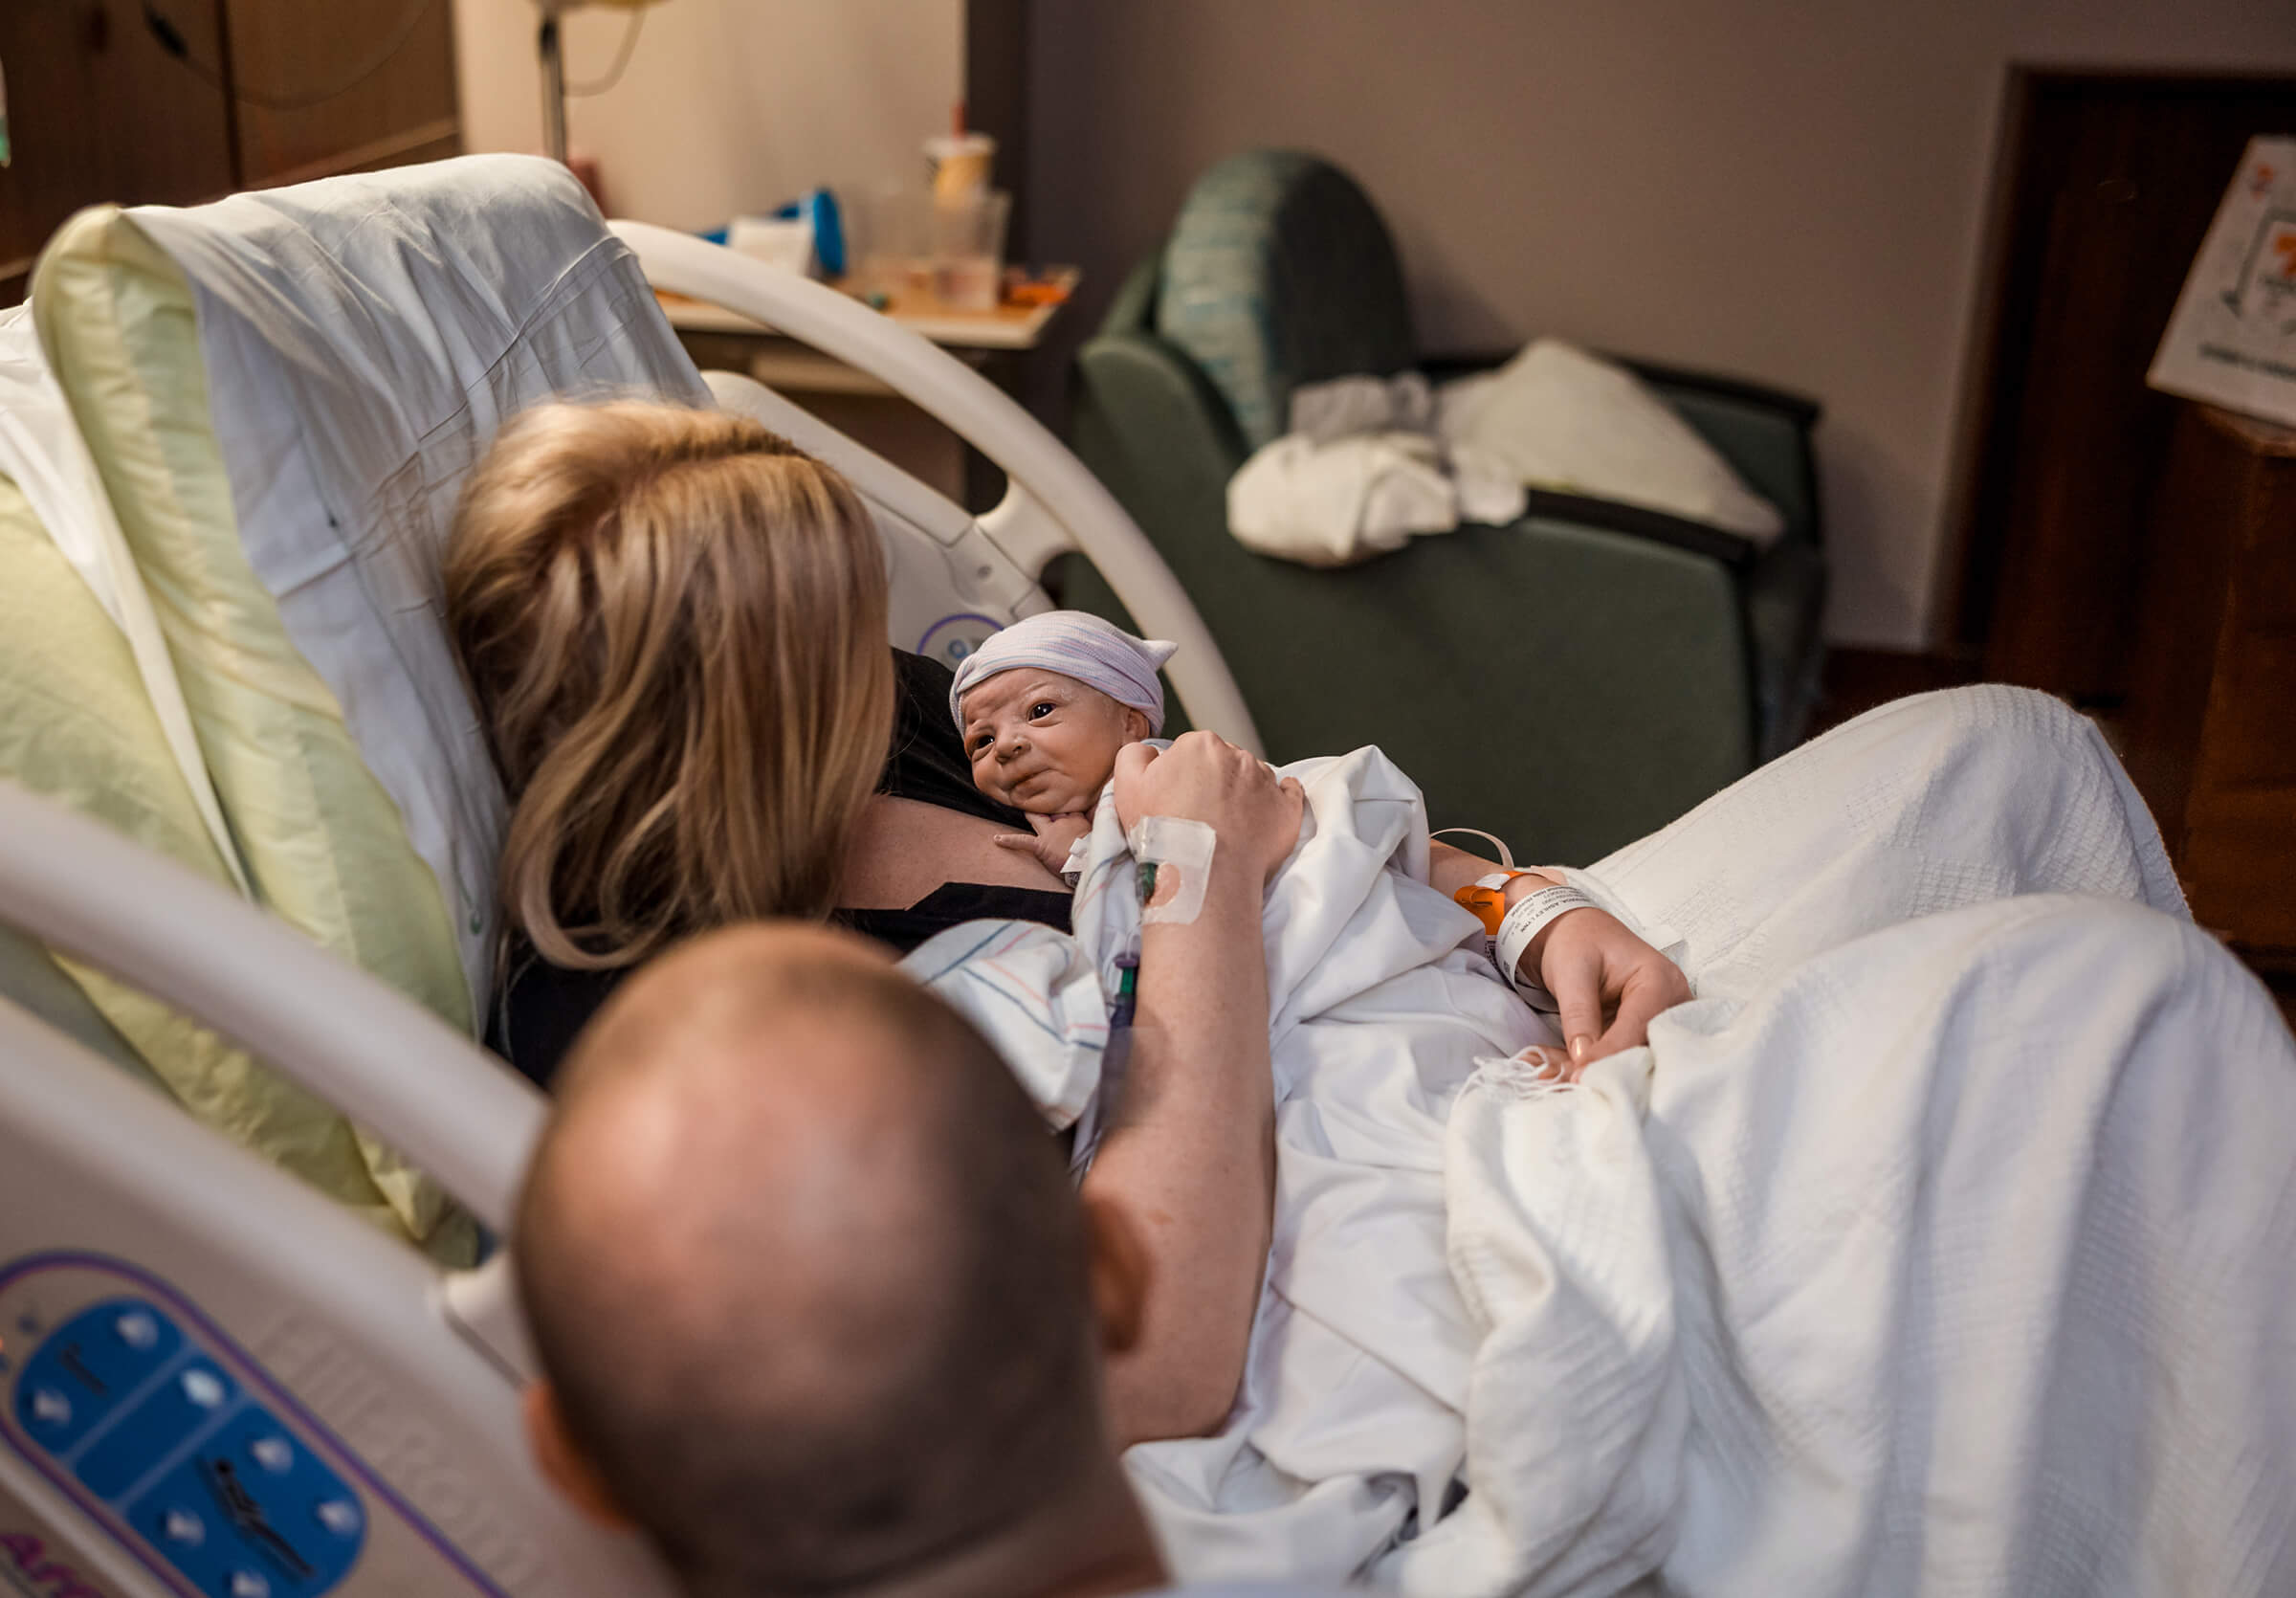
top-left (1078, 1189), bottom-right (1150, 1356)
top-left (523, 1381), bottom-right (637, 1531)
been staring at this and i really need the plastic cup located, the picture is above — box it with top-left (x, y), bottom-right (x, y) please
top-left (924, 132), bottom-right (997, 202)
top-left (929, 189), bottom-right (1010, 312)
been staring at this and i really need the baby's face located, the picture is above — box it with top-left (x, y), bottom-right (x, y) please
top-left (960, 669), bottom-right (1149, 815)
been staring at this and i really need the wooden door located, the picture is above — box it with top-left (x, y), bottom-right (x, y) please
top-left (225, 0), bottom-right (459, 189)
top-left (1949, 72), bottom-right (2296, 704)
top-left (0, 0), bottom-right (236, 302)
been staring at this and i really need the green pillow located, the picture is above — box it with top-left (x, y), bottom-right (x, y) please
top-left (28, 207), bottom-right (475, 1263)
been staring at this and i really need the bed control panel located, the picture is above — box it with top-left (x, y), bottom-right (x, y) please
top-left (0, 1255), bottom-right (510, 1598)
top-left (8, 1294), bottom-right (361, 1598)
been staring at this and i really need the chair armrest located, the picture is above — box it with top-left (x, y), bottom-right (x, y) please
top-left (1613, 356), bottom-right (1820, 430)
top-left (1517, 488), bottom-right (1760, 569)
top-left (1071, 327), bottom-right (1253, 551)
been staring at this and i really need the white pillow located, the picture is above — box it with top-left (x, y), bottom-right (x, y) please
top-left (1442, 338), bottom-right (1784, 546)
top-left (126, 156), bottom-right (712, 1013)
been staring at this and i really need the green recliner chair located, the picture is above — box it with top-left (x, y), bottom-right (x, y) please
top-left (1055, 149), bottom-right (1826, 865)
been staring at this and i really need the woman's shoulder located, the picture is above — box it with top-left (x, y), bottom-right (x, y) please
top-left (489, 942), bottom-right (629, 1090)
top-left (884, 649), bottom-right (1031, 827)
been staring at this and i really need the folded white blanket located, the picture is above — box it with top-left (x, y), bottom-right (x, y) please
top-left (1226, 341), bottom-right (1786, 567)
top-left (1227, 429), bottom-right (1526, 567)
top-left (1446, 341), bottom-right (1785, 546)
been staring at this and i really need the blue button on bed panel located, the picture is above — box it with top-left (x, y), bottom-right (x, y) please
top-left (126, 1406), bottom-right (364, 1598)
top-left (77, 1352), bottom-right (236, 1499)
top-left (11, 1295), bottom-right (183, 1455)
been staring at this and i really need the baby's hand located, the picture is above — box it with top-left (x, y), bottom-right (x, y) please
top-left (995, 811), bottom-right (1093, 877)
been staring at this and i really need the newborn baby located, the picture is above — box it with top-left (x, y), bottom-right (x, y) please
top-left (951, 610), bottom-right (1178, 882)
top-left (946, 611), bottom-right (1593, 1572)
top-left (951, 612), bottom-right (1597, 1066)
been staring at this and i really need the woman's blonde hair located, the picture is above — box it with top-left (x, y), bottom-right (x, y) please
top-left (445, 401), bottom-right (894, 970)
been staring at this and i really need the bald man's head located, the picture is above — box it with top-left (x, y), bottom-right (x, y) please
top-left (516, 924), bottom-right (1108, 1598)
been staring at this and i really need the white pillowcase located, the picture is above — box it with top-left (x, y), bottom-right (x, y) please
top-left (1442, 338), bottom-right (1785, 546)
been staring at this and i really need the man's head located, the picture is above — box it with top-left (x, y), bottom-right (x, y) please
top-left (960, 669), bottom-right (1150, 816)
top-left (515, 923), bottom-right (1152, 1598)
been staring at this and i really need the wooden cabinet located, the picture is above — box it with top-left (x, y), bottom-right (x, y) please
top-left (1951, 73), bottom-right (2296, 703)
top-left (0, 0), bottom-right (237, 299)
top-left (0, 0), bottom-right (459, 304)
top-left (2123, 403), bottom-right (2296, 962)
top-left (225, 0), bottom-right (459, 189)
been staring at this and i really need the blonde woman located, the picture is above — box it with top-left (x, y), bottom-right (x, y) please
top-left (446, 399), bottom-right (1678, 1449)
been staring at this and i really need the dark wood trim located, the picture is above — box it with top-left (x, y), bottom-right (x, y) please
top-left (251, 118), bottom-right (458, 190)
top-left (1944, 68), bottom-right (2296, 669)
top-left (1807, 647), bottom-right (1978, 738)
top-left (963, 0), bottom-right (1029, 260)
top-left (212, 0), bottom-right (247, 186)
top-left (1520, 488), bottom-right (1760, 569)
top-left (1935, 64), bottom-right (2037, 660)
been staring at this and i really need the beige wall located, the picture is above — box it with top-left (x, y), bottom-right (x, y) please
top-left (1028, 0), bottom-right (2296, 649)
top-left (451, 0), bottom-right (961, 233)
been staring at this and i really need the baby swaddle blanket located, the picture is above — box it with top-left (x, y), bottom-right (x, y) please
top-left (914, 744), bottom-right (1554, 1572)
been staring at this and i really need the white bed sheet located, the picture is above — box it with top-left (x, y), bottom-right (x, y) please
top-left (941, 688), bottom-right (2293, 1596)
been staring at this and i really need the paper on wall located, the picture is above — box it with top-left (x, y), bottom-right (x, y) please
top-left (2149, 136), bottom-right (2296, 430)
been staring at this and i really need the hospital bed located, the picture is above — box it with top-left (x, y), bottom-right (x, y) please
top-left (0, 155), bottom-right (1252, 1598)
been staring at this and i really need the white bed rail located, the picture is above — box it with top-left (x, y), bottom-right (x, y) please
top-left (0, 781), bottom-right (535, 1232)
top-left (610, 221), bottom-right (1263, 754)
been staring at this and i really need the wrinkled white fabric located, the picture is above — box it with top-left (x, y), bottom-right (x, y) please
top-left (131, 154), bottom-right (711, 1013)
top-left (1448, 339), bottom-right (1784, 545)
top-left (1064, 744), bottom-right (1548, 1576)
top-left (1288, 370), bottom-right (1436, 445)
top-left (1228, 338), bottom-right (1791, 567)
top-left (1227, 432), bottom-right (1525, 567)
top-left (917, 687), bottom-right (2288, 1596)
top-left (1406, 891), bottom-right (2296, 1598)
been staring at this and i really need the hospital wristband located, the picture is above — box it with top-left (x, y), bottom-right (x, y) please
top-left (1492, 883), bottom-right (1599, 994)
top-left (1453, 870), bottom-right (1533, 937)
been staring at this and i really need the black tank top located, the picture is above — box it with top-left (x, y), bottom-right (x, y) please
top-left (488, 650), bottom-right (1072, 1088)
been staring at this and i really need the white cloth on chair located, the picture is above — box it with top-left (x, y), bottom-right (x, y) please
top-left (1228, 340), bottom-right (1788, 568)
top-left (1227, 369), bottom-right (1525, 567)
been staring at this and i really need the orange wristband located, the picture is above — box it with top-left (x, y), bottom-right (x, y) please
top-left (1453, 871), bottom-right (1530, 937)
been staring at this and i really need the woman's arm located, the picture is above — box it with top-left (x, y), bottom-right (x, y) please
top-left (1427, 840), bottom-right (1690, 1068)
top-left (1084, 735), bottom-right (1301, 1446)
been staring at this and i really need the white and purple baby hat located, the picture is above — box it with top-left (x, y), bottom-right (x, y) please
top-left (947, 610), bottom-right (1181, 735)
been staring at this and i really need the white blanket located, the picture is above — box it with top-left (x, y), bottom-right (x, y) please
top-left (131, 155), bottom-right (712, 1011)
top-left (1395, 686), bottom-right (2296, 1598)
top-left (931, 686), bottom-right (2296, 1594)
top-left (1063, 744), bottom-right (1546, 1574)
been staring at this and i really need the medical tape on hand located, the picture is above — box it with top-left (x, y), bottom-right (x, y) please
top-left (1129, 815), bottom-right (1217, 924)
top-left (1493, 883), bottom-right (1599, 992)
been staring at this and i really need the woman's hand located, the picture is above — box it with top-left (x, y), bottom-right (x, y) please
top-left (1112, 733), bottom-right (1305, 885)
top-left (1530, 904), bottom-right (1692, 1070)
